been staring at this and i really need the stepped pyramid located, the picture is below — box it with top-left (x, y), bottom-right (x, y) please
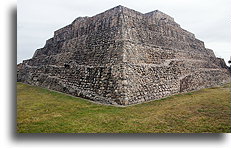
top-left (17, 6), bottom-right (230, 106)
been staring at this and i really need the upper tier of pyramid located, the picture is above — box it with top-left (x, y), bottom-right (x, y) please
top-left (26, 5), bottom-right (214, 67)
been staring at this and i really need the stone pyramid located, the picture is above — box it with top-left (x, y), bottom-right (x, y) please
top-left (17, 5), bottom-right (230, 106)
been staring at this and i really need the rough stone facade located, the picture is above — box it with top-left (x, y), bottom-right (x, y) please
top-left (17, 6), bottom-right (230, 106)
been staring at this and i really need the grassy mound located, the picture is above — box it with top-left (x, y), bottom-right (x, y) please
top-left (17, 82), bottom-right (231, 133)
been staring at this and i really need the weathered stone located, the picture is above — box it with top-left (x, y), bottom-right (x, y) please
top-left (17, 5), bottom-right (230, 106)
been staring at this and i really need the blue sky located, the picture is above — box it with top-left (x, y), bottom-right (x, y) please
top-left (17, 0), bottom-right (231, 64)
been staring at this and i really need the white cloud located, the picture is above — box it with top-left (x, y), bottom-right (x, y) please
top-left (17, 0), bottom-right (231, 64)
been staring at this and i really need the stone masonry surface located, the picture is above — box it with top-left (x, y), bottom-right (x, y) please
top-left (17, 5), bottom-right (230, 106)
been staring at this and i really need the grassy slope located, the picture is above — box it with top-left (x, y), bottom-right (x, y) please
top-left (17, 82), bottom-right (231, 133)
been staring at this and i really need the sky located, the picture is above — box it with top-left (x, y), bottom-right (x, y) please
top-left (17, 0), bottom-right (231, 65)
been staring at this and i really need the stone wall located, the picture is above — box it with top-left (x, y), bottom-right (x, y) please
top-left (17, 5), bottom-right (230, 106)
top-left (17, 63), bottom-right (128, 105)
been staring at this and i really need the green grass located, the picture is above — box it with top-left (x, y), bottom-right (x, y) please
top-left (17, 82), bottom-right (231, 133)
